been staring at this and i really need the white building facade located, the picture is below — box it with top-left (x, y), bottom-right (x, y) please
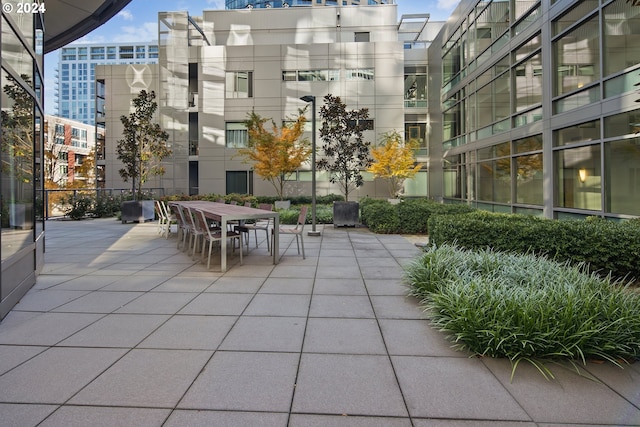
top-left (98, 5), bottom-right (433, 199)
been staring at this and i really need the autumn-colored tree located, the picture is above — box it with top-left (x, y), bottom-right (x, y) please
top-left (368, 131), bottom-right (421, 198)
top-left (238, 110), bottom-right (311, 200)
top-left (116, 90), bottom-right (171, 200)
top-left (317, 94), bottom-right (372, 201)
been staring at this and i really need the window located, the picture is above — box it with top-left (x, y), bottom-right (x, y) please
top-left (226, 171), bottom-right (254, 195)
top-left (355, 32), bottom-right (370, 42)
top-left (226, 71), bottom-right (253, 98)
top-left (346, 69), bottom-right (374, 80)
top-left (555, 144), bottom-right (601, 211)
top-left (226, 122), bottom-right (248, 148)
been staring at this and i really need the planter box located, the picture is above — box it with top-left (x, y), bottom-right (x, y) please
top-left (333, 201), bottom-right (360, 227)
top-left (9, 203), bottom-right (33, 229)
top-left (274, 200), bottom-right (291, 210)
top-left (121, 200), bottom-right (155, 223)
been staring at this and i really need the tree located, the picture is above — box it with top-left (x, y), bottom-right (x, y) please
top-left (317, 94), bottom-right (372, 201)
top-left (237, 110), bottom-right (311, 200)
top-left (1, 74), bottom-right (33, 186)
top-left (368, 131), bottom-right (422, 198)
top-left (116, 90), bottom-right (171, 200)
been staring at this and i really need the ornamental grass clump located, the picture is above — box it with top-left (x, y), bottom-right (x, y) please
top-left (405, 244), bottom-right (640, 380)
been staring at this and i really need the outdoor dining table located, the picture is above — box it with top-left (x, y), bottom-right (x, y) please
top-left (172, 201), bottom-right (279, 273)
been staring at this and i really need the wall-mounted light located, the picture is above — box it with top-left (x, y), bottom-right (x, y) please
top-left (578, 168), bottom-right (587, 183)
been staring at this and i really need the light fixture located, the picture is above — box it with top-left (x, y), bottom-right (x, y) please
top-left (578, 168), bottom-right (587, 183)
top-left (300, 95), bottom-right (320, 237)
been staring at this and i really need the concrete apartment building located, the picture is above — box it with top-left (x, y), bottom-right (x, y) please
top-left (97, 4), bottom-right (435, 199)
top-left (94, 0), bottom-right (640, 219)
top-left (56, 41), bottom-right (159, 125)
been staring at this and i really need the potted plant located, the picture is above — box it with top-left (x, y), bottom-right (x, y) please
top-left (237, 109), bottom-right (311, 210)
top-left (368, 130), bottom-right (422, 203)
top-left (316, 94), bottom-right (372, 226)
top-left (116, 90), bottom-right (171, 223)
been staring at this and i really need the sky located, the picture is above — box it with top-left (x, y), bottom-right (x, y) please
top-left (44, 0), bottom-right (460, 114)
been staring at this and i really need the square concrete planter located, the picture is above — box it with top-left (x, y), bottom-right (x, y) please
top-left (121, 200), bottom-right (155, 223)
top-left (333, 201), bottom-right (360, 227)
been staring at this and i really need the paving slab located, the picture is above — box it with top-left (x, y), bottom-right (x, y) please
top-left (482, 358), bottom-right (640, 425)
top-left (39, 406), bottom-right (171, 427)
top-left (392, 356), bottom-right (531, 421)
top-left (69, 348), bottom-right (212, 408)
top-left (178, 351), bottom-right (299, 412)
top-left (292, 353), bottom-right (408, 417)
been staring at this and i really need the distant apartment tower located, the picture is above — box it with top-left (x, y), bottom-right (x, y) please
top-left (55, 42), bottom-right (159, 124)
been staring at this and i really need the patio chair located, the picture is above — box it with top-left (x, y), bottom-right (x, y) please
top-left (235, 203), bottom-right (272, 252)
top-left (273, 205), bottom-right (308, 259)
top-left (181, 206), bottom-right (204, 259)
top-left (156, 200), bottom-right (175, 239)
top-left (194, 209), bottom-right (243, 269)
top-left (169, 203), bottom-right (189, 250)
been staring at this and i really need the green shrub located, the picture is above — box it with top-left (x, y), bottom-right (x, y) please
top-left (278, 204), bottom-right (334, 225)
top-left (428, 211), bottom-right (640, 281)
top-left (360, 198), bottom-right (475, 234)
top-left (62, 195), bottom-right (93, 220)
top-left (91, 193), bottom-right (121, 218)
top-left (405, 244), bottom-right (640, 379)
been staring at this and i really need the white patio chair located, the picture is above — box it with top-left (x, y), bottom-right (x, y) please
top-left (273, 205), bottom-right (307, 259)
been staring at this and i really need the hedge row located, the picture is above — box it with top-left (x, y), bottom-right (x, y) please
top-left (360, 198), bottom-right (475, 234)
top-left (428, 211), bottom-right (640, 281)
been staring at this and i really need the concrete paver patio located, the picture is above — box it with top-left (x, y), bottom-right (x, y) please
top-left (0, 218), bottom-right (639, 426)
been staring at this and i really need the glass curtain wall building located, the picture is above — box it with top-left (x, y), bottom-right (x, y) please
top-left (428, 0), bottom-right (640, 219)
top-left (0, 6), bottom-right (45, 318)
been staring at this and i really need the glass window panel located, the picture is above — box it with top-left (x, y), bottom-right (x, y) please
top-left (514, 5), bottom-right (540, 36)
top-left (477, 82), bottom-right (492, 129)
top-left (225, 122), bottom-right (248, 148)
top-left (554, 86), bottom-right (600, 113)
top-left (555, 144), bottom-right (602, 210)
top-left (553, 0), bottom-right (599, 36)
top-left (493, 73), bottom-right (510, 121)
top-left (515, 53), bottom-right (542, 112)
top-left (226, 71), bottom-right (252, 98)
top-left (443, 155), bottom-right (463, 198)
top-left (443, 101), bottom-right (463, 141)
top-left (603, 0), bottom-right (640, 77)
top-left (603, 109), bottom-right (640, 138)
top-left (605, 138), bottom-right (640, 215)
top-left (478, 159), bottom-right (511, 203)
top-left (554, 119), bottom-right (600, 147)
top-left (514, 134), bottom-right (543, 154)
top-left (404, 171), bottom-right (428, 197)
top-left (1, 70), bottom-right (35, 259)
top-left (515, 153), bottom-right (543, 205)
top-left (554, 17), bottom-right (600, 97)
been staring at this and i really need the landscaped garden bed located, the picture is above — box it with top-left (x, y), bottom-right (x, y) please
top-left (404, 243), bottom-right (640, 380)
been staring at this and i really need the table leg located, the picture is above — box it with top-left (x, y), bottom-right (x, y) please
top-left (273, 215), bottom-right (279, 265)
top-left (221, 219), bottom-right (227, 273)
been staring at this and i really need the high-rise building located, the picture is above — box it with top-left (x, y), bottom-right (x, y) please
top-left (55, 42), bottom-right (159, 124)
